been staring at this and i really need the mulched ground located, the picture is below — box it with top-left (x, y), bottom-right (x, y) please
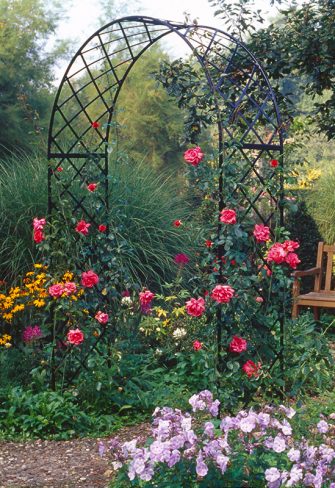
top-left (0, 423), bottom-right (150, 488)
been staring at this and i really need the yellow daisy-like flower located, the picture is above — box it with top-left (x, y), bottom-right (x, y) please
top-left (12, 304), bottom-right (25, 313)
top-left (2, 312), bottom-right (13, 321)
top-left (63, 271), bottom-right (74, 282)
top-left (34, 263), bottom-right (44, 269)
top-left (33, 299), bottom-right (45, 308)
top-left (82, 309), bottom-right (89, 315)
top-left (155, 307), bottom-right (168, 318)
top-left (4, 342), bottom-right (12, 348)
top-left (26, 271), bottom-right (34, 277)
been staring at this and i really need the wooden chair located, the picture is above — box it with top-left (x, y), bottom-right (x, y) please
top-left (292, 242), bottom-right (335, 319)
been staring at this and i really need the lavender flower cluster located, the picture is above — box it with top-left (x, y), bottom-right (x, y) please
top-left (99, 391), bottom-right (335, 487)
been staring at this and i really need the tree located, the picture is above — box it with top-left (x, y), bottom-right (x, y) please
top-left (0, 0), bottom-right (69, 155)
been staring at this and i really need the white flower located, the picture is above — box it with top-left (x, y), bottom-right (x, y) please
top-left (173, 327), bottom-right (187, 339)
top-left (121, 296), bottom-right (133, 307)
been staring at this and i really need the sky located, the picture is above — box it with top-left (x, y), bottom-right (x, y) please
top-left (53, 0), bottom-right (281, 81)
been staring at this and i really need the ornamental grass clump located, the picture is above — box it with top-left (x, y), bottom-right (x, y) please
top-left (101, 391), bottom-right (335, 487)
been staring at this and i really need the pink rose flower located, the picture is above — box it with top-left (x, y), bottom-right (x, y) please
top-left (285, 252), bottom-right (301, 269)
top-left (63, 282), bottom-right (77, 296)
top-left (220, 209), bottom-right (237, 224)
top-left (205, 240), bottom-right (213, 248)
top-left (211, 284), bottom-right (235, 304)
top-left (183, 146), bottom-right (204, 166)
top-left (95, 311), bottom-right (109, 324)
top-left (242, 360), bottom-right (261, 378)
top-left (193, 340), bottom-right (202, 351)
top-left (282, 240), bottom-right (300, 252)
top-left (81, 270), bottom-right (99, 288)
top-left (48, 283), bottom-right (64, 298)
top-left (267, 243), bottom-right (287, 265)
top-left (67, 328), bottom-right (84, 345)
top-left (253, 224), bottom-right (270, 242)
top-left (139, 290), bottom-right (155, 306)
top-left (33, 218), bottom-right (46, 231)
top-left (229, 336), bottom-right (247, 353)
top-left (87, 183), bottom-right (98, 192)
top-left (256, 296), bottom-right (264, 303)
top-left (33, 229), bottom-right (45, 243)
top-left (75, 220), bottom-right (91, 236)
top-left (185, 297), bottom-right (206, 317)
top-left (174, 253), bottom-right (190, 266)
top-left (98, 224), bottom-right (107, 232)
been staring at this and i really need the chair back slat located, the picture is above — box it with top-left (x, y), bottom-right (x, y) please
top-left (314, 242), bottom-right (324, 291)
top-left (325, 250), bottom-right (334, 291)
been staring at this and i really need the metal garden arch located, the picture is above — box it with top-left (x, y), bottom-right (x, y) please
top-left (47, 16), bottom-right (285, 385)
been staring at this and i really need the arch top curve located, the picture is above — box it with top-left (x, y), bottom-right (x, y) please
top-left (48, 15), bottom-right (283, 160)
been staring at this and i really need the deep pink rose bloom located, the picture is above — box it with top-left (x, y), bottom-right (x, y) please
top-left (33, 229), bottom-right (44, 243)
top-left (91, 121), bottom-right (100, 128)
top-left (87, 183), bottom-right (98, 192)
top-left (242, 360), bottom-right (261, 378)
top-left (173, 220), bottom-right (182, 227)
top-left (285, 252), bottom-right (301, 269)
top-left (174, 253), bottom-right (190, 266)
top-left (33, 217), bottom-right (46, 231)
top-left (98, 224), bottom-right (107, 232)
top-left (67, 328), bottom-right (84, 345)
top-left (95, 311), bottom-right (109, 324)
top-left (193, 340), bottom-right (202, 351)
top-left (270, 159), bottom-right (279, 168)
top-left (211, 284), bottom-right (235, 304)
top-left (63, 282), bottom-right (77, 296)
top-left (139, 290), bottom-right (155, 306)
top-left (220, 209), bottom-right (237, 224)
top-left (229, 336), bottom-right (247, 353)
top-left (49, 283), bottom-right (64, 298)
top-left (256, 296), bottom-right (264, 303)
top-left (81, 270), bottom-right (99, 288)
top-left (267, 243), bottom-right (287, 264)
top-left (23, 325), bottom-right (42, 343)
top-left (186, 297), bottom-right (206, 317)
top-left (122, 290), bottom-right (130, 297)
top-left (282, 240), bottom-right (300, 252)
top-left (183, 146), bottom-right (204, 166)
top-left (253, 224), bottom-right (270, 242)
top-left (75, 220), bottom-right (91, 236)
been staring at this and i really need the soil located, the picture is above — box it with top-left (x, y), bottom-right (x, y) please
top-left (0, 423), bottom-right (150, 488)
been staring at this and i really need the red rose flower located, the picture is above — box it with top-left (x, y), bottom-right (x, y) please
top-left (229, 336), bottom-right (247, 353)
top-left (205, 240), bottom-right (213, 248)
top-left (81, 270), bottom-right (99, 288)
top-left (56, 166), bottom-right (63, 172)
top-left (282, 240), bottom-right (299, 252)
top-left (174, 253), bottom-right (190, 266)
top-left (98, 224), bottom-right (107, 232)
top-left (220, 208), bottom-right (237, 224)
top-left (267, 243), bottom-right (287, 265)
top-left (95, 311), bottom-right (109, 324)
top-left (211, 284), bottom-right (235, 304)
top-left (185, 297), bottom-right (205, 317)
top-left (67, 328), bottom-right (84, 346)
top-left (183, 146), bottom-right (204, 166)
top-left (270, 159), bottom-right (279, 167)
top-left (75, 220), bottom-right (91, 236)
top-left (230, 259), bottom-right (236, 266)
top-left (87, 183), bottom-right (98, 192)
top-left (33, 229), bottom-right (44, 243)
top-left (253, 224), bottom-right (271, 243)
top-left (193, 340), bottom-right (202, 351)
top-left (173, 220), bottom-right (182, 227)
top-left (242, 360), bottom-right (261, 378)
top-left (91, 121), bottom-right (100, 128)
top-left (285, 252), bottom-right (301, 269)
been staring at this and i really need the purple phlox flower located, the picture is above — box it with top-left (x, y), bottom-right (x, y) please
top-left (149, 440), bottom-right (171, 463)
top-left (184, 429), bottom-right (197, 446)
top-left (128, 448), bottom-right (151, 481)
top-left (272, 435), bottom-right (287, 453)
top-left (204, 421), bottom-right (215, 438)
top-left (220, 416), bottom-right (238, 432)
top-left (216, 454), bottom-right (229, 474)
top-left (319, 444), bottom-right (335, 463)
top-left (286, 465), bottom-right (303, 487)
top-left (181, 416), bottom-right (192, 432)
top-left (189, 390), bottom-right (220, 417)
top-left (279, 404), bottom-right (296, 419)
top-left (169, 434), bottom-right (185, 450)
top-left (305, 445), bottom-right (318, 464)
top-left (258, 412), bottom-right (271, 428)
top-left (287, 448), bottom-right (301, 462)
top-left (265, 467), bottom-right (281, 484)
top-left (317, 420), bottom-right (329, 434)
top-left (122, 439), bottom-right (138, 458)
top-left (203, 439), bottom-right (223, 458)
top-left (209, 399), bottom-right (220, 417)
top-left (156, 419), bottom-right (171, 440)
top-left (281, 419), bottom-right (293, 436)
top-left (189, 394), bottom-right (206, 412)
top-left (196, 450), bottom-right (208, 477)
top-left (98, 441), bottom-right (105, 457)
top-left (167, 449), bottom-right (180, 468)
top-left (240, 413), bottom-right (257, 433)
top-left (263, 436), bottom-right (274, 449)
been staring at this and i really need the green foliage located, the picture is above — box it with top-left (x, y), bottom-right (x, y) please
top-left (306, 169), bottom-right (335, 243)
top-left (0, 0), bottom-right (69, 155)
